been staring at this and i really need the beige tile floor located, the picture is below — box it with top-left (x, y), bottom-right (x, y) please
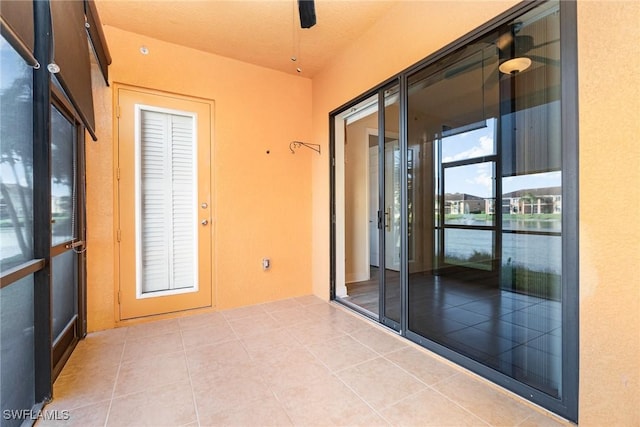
top-left (40, 296), bottom-right (574, 427)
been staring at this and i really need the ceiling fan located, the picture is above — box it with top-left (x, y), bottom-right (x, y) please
top-left (298, 0), bottom-right (316, 29)
top-left (496, 22), bottom-right (560, 69)
top-left (443, 22), bottom-right (559, 80)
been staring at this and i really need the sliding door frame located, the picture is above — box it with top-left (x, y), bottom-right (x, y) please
top-left (329, 0), bottom-right (578, 421)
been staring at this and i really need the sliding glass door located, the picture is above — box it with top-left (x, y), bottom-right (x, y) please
top-left (407, 1), bottom-right (564, 398)
top-left (381, 85), bottom-right (401, 328)
top-left (334, 83), bottom-right (401, 331)
top-left (331, 0), bottom-right (577, 420)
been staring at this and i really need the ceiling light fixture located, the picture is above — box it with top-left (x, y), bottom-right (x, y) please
top-left (499, 57), bottom-right (531, 74)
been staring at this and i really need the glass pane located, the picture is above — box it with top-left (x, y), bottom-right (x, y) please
top-left (340, 94), bottom-right (380, 315)
top-left (444, 228), bottom-right (494, 270)
top-left (384, 85), bottom-right (401, 324)
top-left (407, 0), bottom-right (562, 400)
top-left (51, 106), bottom-right (75, 246)
top-left (442, 118), bottom-right (496, 163)
top-left (52, 250), bottom-right (78, 340)
top-left (0, 35), bottom-right (34, 271)
top-left (501, 233), bottom-right (561, 299)
top-left (444, 162), bottom-right (495, 226)
top-left (0, 275), bottom-right (35, 427)
top-left (502, 172), bottom-right (562, 232)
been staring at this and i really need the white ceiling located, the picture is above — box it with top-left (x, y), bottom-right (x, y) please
top-left (94, 0), bottom-right (398, 77)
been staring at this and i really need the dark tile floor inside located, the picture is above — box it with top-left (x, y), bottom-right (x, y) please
top-left (343, 267), bottom-right (561, 397)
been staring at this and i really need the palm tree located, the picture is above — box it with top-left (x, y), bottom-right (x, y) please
top-left (1, 74), bottom-right (34, 261)
top-left (523, 192), bottom-right (537, 215)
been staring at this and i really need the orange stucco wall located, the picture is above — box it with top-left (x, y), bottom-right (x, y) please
top-left (576, 2), bottom-right (640, 425)
top-left (310, 1), bottom-right (640, 425)
top-left (87, 26), bottom-right (313, 330)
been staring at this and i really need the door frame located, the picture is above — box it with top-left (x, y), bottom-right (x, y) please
top-left (366, 128), bottom-right (400, 273)
top-left (50, 88), bottom-right (87, 380)
top-left (113, 83), bottom-right (216, 322)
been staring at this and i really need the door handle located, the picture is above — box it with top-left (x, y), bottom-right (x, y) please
top-left (201, 202), bottom-right (208, 209)
top-left (201, 219), bottom-right (209, 226)
top-left (65, 240), bottom-right (85, 250)
top-left (385, 208), bottom-right (390, 231)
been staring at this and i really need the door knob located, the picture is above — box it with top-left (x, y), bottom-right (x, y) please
top-left (201, 203), bottom-right (208, 209)
top-left (201, 219), bottom-right (208, 226)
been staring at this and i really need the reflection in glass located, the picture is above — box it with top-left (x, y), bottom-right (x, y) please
top-left (444, 162), bottom-right (495, 226)
top-left (445, 229), bottom-right (494, 271)
top-left (502, 171), bottom-right (562, 232)
top-left (52, 250), bottom-right (78, 340)
top-left (0, 36), bottom-right (34, 271)
top-left (442, 118), bottom-right (496, 163)
top-left (501, 233), bottom-right (561, 299)
top-left (51, 107), bottom-right (76, 246)
top-left (0, 275), bottom-right (35, 426)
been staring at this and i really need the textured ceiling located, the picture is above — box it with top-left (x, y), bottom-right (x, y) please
top-left (94, 0), bottom-right (397, 77)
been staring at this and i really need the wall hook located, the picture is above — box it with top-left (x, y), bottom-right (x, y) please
top-left (290, 141), bottom-right (321, 155)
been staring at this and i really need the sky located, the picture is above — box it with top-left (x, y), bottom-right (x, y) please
top-left (442, 118), bottom-right (561, 198)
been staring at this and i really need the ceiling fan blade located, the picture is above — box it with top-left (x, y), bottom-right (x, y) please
top-left (530, 39), bottom-right (560, 50)
top-left (444, 50), bottom-right (498, 80)
top-left (483, 64), bottom-right (501, 89)
top-left (298, 0), bottom-right (316, 29)
top-left (443, 60), bottom-right (483, 79)
top-left (528, 54), bottom-right (560, 67)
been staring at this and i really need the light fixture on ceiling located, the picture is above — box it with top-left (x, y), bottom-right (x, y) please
top-left (499, 57), bottom-right (531, 75)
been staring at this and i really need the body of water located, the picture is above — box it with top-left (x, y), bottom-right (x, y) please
top-left (444, 224), bottom-right (561, 274)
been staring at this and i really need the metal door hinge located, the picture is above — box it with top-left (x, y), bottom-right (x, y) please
top-left (117, 229), bottom-right (121, 242)
top-left (116, 105), bottom-right (121, 118)
top-left (116, 168), bottom-right (120, 180)
top-left (117, 291), bottom-right (121, 304)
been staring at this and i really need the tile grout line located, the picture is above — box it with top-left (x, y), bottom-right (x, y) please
top-left (180, 327), bottom-right (202, 427)
top-left (60, 297), bottom-right (565, 427)
top-left (297, 313), bottom-right (400, 426)
top-left (426, 383), bottom-right (495, 426)
top-left (341, 305), bottom-right (555, 425)
top-left (333, 309), bottom-right (492, 425)
top-left (330, 370), bottom-right (393, 426)
top-left (102, 329), bottom-right (128, 427)
top-left (231, 316), bottom-right (297, 426)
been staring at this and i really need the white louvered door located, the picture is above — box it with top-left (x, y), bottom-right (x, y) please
top-left (138, 110), bottom-right (197, 296)
top-left (117, 86), bottom-right (213, 320)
